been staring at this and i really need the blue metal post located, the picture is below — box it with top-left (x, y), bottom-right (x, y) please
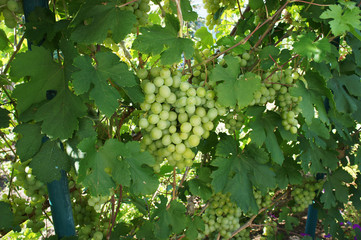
top-left (23, 1), bottom-right (76, 238)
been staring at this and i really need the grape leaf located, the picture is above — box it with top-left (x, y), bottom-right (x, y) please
top-left (137, 222), bottom-right (157, 240)
top-left (114, 141), bottom-right (158, 195)
top-left (70, 1), bottom-right (136, 44)
top-left (188, 167), bottom-right (212, 200)
top-left (72, 52), bottom-right (136, 117)
top-left (216, 36), bottom-right (251, 55)
top-left (79, 139), bottom-right (118, 195)
top-left (299, 138), bottom-right (339, 174)
top-left (211, 136), bottom-right (275, 212)
top-left (293, 32), bottom-right (338, 63)
top-left (320, 2), bottom-right (361, 36)
top-left (0, 108), bottom-right (10, 128)
top-left (0, 201), bottom-right (15, 231)
top-left (259, 45), bottom-right (279, 69)
top-left (328, 74), bottom-right (361, 121)
top-left (11, 47), bottom-right (64, 113)
top-left (350, 174), bottom-right (361, 210)
top-left (153, 198), bottom-right (187, 239)
top-left (302, 118), bottom-right (330, 149)
top-left (279, 207), bottom-right (300, 231)
top-left (14, 123), bottom-right (43, 161)
top-left (210, 55), bottom-right (261, 108)
top-left (185, 216), bottom-right (205, 240)
top-left (168, 0), bottom-right (197, 21)
top-left (195, 27), bottom-right (214, 47)
top-left (34, 88), bottom-right (86, 139)
top-left (79, 140), bottom-right (158, 196)
top-left (30, 141), bottom-right (70, 183)
top-left (290, 72), bottom-right (331, 125)
top-left (250, 0), bottom-right (264, 10)
top-left (321, 169), bottom-right (353, 209)
top-left (132, 24), bottom-right (194, 65)
top-left (247, 106), bottom-right (285, 165)
top-left (0, 29), bottom-right (10, 51)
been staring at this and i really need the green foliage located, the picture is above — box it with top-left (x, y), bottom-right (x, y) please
top-left (70, 1), bottom-right (136, 44)
top-left (72, 52), bottom-right (137, 117)
top-left (210, 55), bottom-right (261, 108)
top-left (2, 0), bottom-right (361, 239)
top-left (132, 15), bottom-right (194, 65)
top-left (320, 1), bottom-right (361, 36)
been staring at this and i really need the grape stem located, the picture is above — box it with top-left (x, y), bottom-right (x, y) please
top-left (291, 0), bottom-right (331, 7)
top-left (174, 0), bottom-right (183, 38)
top-left (228, 189), bottom-right (290, 239)
top-left (107, 185), bottom-right (123, 240)
top-left (116, 0), bottom-right (138, 8)
top-left (253, 1), bottom-right (290, 49)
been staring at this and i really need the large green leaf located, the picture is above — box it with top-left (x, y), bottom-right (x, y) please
top-left (30, 141), bottom-right (70, 183)
top-left (71, 1), bottom-right (136, 44)
top-left (210, 55), bottom-right (261, 108)
top-left (14, 123), bottom-right (43, 161)
top-left (72, 52), bottom-right (137, 117)
top-left (132, 24), bottom-right (194, 65)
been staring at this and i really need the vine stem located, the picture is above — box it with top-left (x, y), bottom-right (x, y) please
top-left (253, 1), bottom-right (290, 49)
top-left (0, 131), bottom-right (17, 158)
top-left (107, 185), bottom-right (123, 240)
top-left (172, 167), bottom-right (176, 201)
top-left (117, 0), bottom-right (137, 8)
top-left (174, 0), bottom-right (183, 38)
top-left (291, 0), bottom-right (331, 6)
top-left (192, 1), bottom-right (289, 71)
top-left (2, 34), bottom-right (25, 75)
top-left (228, 189), bottom-right (290, 239)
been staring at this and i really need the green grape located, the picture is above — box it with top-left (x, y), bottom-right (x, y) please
top-left (139, 68), bottom-right (222, 170)
top-left (200, 192), bottom-right (244, 239)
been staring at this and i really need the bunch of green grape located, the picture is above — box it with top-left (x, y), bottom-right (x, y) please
top-left (253, 189), bottom-right (273, 209)
top-left (138, 67), bottom-right (221, 171)
top-left (291, 179), bottom-right (323, 212)
top-left (202, 0), bottom-right (236, 30)
top-left (261, 218), bottom-right (277, 237)
top-left (221, 108), bottom-right (244, 133)
top-left (199, 192), bottom-right (244, 239)
top-left (0, 0), bottom-right (23, 28)
top-left (2, 161), bottom-right (48, 233)
top-left (250, 68), bottom-right (303, 134)
top-left (69, 180), bottom-right (110, 240)
top-left (121, 0), bottom-right (151, 31)
top-left (233, 229), bottom-right (251, 240)
top-left (88, 195), bottom-right (110, 212)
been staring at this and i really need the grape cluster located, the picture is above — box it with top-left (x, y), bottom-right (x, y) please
top-left (199, 192), bottom-right (243, 239)
top-left (261, 218), bottom-right (277, 237)
top-left (69, 180), bottom-right (110, 240)
top-left (88, 195), bottom-right (109, 212)
top-left (202, 0), bottom-right (236, 30)
top-left (3, 161), bottom-right (48, 233)
top-left (254, 189), bottom-right (273, 209)
top-left (291, 180), bottom-right (322, 212)
top-left (250, 68), bottom-right (303, 134)
top-left (121, 0), bottom-right (151, 31)
top-left (223, 109), bottom-right (245, 133)
top-left (138, 68), bottom-right (221, 171)
top-left (0, 0), bottom-right (22, 28)
top-left (233, 230), bottom-right (251, 240)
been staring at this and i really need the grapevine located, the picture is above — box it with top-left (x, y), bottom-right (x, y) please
top-left (0, 0), bottom-right (360, 239)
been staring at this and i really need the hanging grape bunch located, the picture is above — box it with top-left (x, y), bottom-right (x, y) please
top-left (138, 67), bottom-right (223, 172)
top-left (199, 192), bottom-right (246, 240)
top-left (250, 68), bottom-right (303, 134)
top-left (1, 0), bottom-right (23, 28)
top-left (291, 178), bottom-right (323, 213)
top-left (121, 0), bottom-right (151, 32)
